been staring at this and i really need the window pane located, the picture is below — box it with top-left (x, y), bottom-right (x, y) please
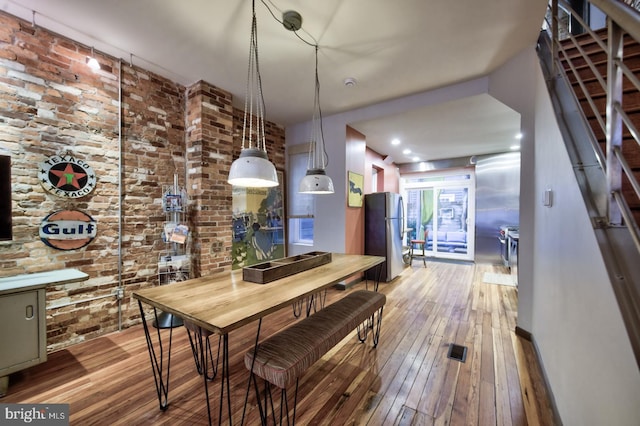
top-left (289, 218), bottom-right (313, 244)
top-left (289, 151), bottom-right (314, 217)
top-left (299, 218), bottom-right (314, 240)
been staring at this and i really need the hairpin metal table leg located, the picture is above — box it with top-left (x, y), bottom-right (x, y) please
top-left (241, 318), bottom-right (263, 425)
top-left (138, 300), bottom-right (174, 411)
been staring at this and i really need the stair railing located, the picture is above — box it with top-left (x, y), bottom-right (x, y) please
top-left (546, 0), bottom-right (640, 248)
top-left (541, 0), bottom-right (640, 368)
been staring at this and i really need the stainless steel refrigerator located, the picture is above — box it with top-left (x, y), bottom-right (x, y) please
top-left (365, 192), bottom-right (405, 282)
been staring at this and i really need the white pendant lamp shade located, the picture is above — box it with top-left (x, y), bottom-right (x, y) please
top-left (299, 168), bottom-right (334, 194)
top-left (228, 148), bottom-right (279, 188)
top-left (228, 0), bottom-right (279, 188)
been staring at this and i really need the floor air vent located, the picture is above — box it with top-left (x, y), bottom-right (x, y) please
top-left (447, 343), bottom-right (468, 363)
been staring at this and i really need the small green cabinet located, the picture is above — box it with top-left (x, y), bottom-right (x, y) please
top-left (0, 269), bottom-right (88, 397)
top-left (0, 288), bottom-right (47, 377)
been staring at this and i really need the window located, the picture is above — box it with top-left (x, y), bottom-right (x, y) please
top-left (401, 170), bottom-right (475, 261)
top-left (289, 217), bottom-right (314, 245)
top-left (288, 146), bottom-right (314, 245)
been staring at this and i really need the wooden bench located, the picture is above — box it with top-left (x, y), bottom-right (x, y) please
top-left (243, 289), bottom-right (386, 424)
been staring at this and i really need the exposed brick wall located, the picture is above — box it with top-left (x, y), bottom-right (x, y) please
top-left (185, 81), bottom-right (234, 276)
top-left (0, 14), bottom-right (125, 349)
top-left (0, 11), bottom-right (286, 351)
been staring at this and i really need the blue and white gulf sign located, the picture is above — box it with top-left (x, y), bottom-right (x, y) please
top-left (39, 210), bottom-right (97, 250)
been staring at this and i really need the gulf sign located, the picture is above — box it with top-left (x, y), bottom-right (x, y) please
top-left (40, 210), bottom-right (97, 250)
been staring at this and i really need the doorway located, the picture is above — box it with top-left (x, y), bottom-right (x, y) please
top-left (401, 170), bottom-right (475, 261)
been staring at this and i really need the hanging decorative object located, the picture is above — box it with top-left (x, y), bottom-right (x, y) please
top-left (38, 152), bottom-right (97, 198)
top-left (228, 0), bottom-right (279, 188)
top-left (299, 45), bottom-right (334, 194)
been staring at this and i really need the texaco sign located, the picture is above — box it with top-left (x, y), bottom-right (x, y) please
top-left (38, 153), bottom-right (97, 198)
top-left (40, 210), bottom-right (97, 250)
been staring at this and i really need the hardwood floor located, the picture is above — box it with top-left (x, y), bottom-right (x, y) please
top-left (2, 261), bottom-right (556, 425)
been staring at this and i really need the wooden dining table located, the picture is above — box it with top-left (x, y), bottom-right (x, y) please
top-left (132, 253), bottom-right (385, 425)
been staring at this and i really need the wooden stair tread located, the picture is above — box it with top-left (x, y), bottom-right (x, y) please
top-left (562, 26), bottom-right (640, 223)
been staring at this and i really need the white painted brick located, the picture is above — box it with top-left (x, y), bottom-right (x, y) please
top-left (37, 109), bottom-right (56, 119)
top-left (202, 102), bottom-right (219, 111)
top-left (148, 106), bottom-right (167, 116)
top-left (8, 70), bottom-right (45, 85)
top-left (148, 123), bottom-right (166, 131)
top-left (50, 83), bottom-right (82, 96)
top-left (15, 87), bottom-right (42, 100)
top-left (78, 105), bottom-right (99, 115)
top-left (0, 58), bottom-right (25, 72)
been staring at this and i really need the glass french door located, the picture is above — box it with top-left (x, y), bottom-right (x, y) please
top-left (402, 171), bottom-right (475, 261)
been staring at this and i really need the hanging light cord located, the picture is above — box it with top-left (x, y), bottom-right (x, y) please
top-left (241, 0), bottom-right (269, 152)
top-left (307, 44), bottom-right (329, 170)
top-left (259, 0), bottom-right (329, 169)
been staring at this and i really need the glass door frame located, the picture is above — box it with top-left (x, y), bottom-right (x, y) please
top-left (400, 168), bottom-right (476, 262)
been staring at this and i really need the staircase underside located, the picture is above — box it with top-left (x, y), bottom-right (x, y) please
top-left (538, 29), bottom-right (640, 368)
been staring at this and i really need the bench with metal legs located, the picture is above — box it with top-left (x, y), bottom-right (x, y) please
top-left (243, 290), bottom-right (386, 425)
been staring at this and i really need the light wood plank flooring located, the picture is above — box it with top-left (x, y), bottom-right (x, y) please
top-left (2, 261), bottom-right (556, 425)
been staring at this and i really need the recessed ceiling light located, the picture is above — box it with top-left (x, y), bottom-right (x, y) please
top-left (515, 132), bottom-right (523, 139)
top-left (412, 156), bottom-right (420, 161)
top-left (391, 138), bottom-right (400, 145)
top-left (402, 149), bottom-right (411, 154)
top-left (510, 145), bottom-right (520, 150)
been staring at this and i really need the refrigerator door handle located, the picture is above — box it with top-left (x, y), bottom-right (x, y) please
top-left (399, 195), bottom-right (405, 238)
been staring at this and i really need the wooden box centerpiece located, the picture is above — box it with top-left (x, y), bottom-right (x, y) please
top-left (242, 251), bottom-right (332, 284)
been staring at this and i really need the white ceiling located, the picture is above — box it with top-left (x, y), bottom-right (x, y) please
top-left (3, 0), bottom-right (547, 163)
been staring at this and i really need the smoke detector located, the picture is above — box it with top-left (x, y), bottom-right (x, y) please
top-left (283, 10), bottom-right (302, 31)
top-left (344, 77), bottom-right (357, 87)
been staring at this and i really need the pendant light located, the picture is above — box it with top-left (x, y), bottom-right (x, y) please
top-left (228, 0), bottom-right (279, 188)
top-left (299, 45), bottom-right (334, 194)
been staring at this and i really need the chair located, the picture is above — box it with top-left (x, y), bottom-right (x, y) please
top-left (409, 229), bottom-right (428, 267)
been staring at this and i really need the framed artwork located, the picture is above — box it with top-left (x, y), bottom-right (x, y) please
top-left (348, 171), bottom-right (364, 207)
top-left (231, 170), bottom-right (286, 269)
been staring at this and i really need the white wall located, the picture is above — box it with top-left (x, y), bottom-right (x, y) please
top-left (286, 78), bottom-right (490, 255)
top-left (488, 47), bottom-right (539, 331)
top-left (532, 55), bottom-right (640, 425)
top-left (285, 120), bottom-right (347, 255)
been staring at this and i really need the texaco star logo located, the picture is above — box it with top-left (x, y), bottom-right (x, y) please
top-left (38, 154), bottom-right (97, 198)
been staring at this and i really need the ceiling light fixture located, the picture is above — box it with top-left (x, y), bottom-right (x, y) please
top-left (282, 10), bottom-right (302, 31)
top-left (403, 148), bottom-right (411, 155)
top-left (86, 47), bottom-right (100, 71)
top-left (228, 0), bottom-right (279, 188)
top-left (391, 138), bottom-right (400, 145)
top-left (299, 45), bottom-right (334, 194)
